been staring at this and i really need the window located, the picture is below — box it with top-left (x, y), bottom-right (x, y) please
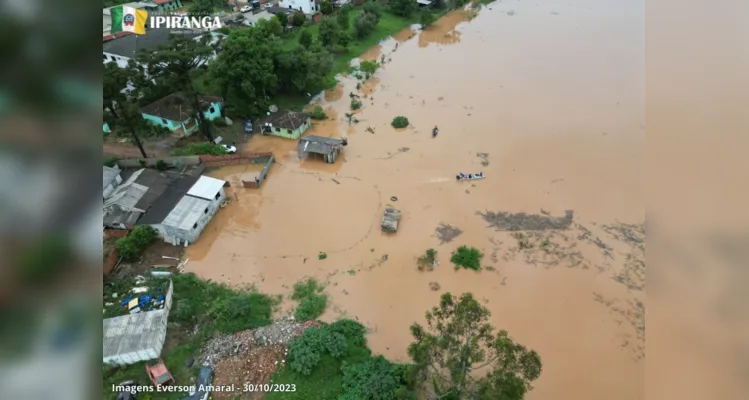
top-left (193, 223), bottom-right (198, 229)
top-left (214, 192), bottom-right (220, 200)
top-left (209, 106), bottom-right (215, 113)
top-left (161, 118), bottom-right (168, 124)
top-left (204, 207), bottom-right (209, 214)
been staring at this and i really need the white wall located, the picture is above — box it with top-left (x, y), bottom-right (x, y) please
top-left (158, 187), bottom-right (226, 246)
top-left (103, 52), bottom-right (131, 68)
top-left (279, 0), bottom-right (317, 14)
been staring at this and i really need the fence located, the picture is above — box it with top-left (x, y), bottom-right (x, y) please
top-left (116, 155), bottom-right (201, 168)
top-left (198, 152), bottom-right (274, 168)
top-left (240, 154), bottom-right (275, 188)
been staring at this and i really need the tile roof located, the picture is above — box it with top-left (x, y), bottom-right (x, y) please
top-left (297, 135), bottom-right (344, 155)
top-left (140, 92), bottom-right (224, 122)
top-left (258, 109), bottom-right (311, 131)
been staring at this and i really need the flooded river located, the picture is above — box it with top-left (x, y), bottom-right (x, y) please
top-left (187, 1), bottom-right (647, 398)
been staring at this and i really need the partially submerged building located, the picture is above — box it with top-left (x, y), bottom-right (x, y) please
top-left (140, 92), bottom-right (224, 137)
top-left (136, 175), bottom-right (227, 246)
top-left (297, 135), bottom-right (345, 164)
top-left (259, 109), bottom-right (311, 140)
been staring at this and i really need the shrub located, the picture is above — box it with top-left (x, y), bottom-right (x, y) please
top-left (206, 290), bottom-right (278, 332)
top-left (115, 237), bottom-right (140, 260)
top-left (320, 0), bottom-right (333, 14)
top-left (359, 60), bottom-right (378, 76)
top-left (417, 248), bottom-right (437, 271)
top-left (155, 160), bottom-right (169, 171)
top-left (138, 159), bottom-right (146, 167)
top-left (389, 0), bottom-right (417, 17)
top-left (310, 105), bottom-right (327, 120)
top-left (287, 320), bottom-right (368, 375)
top-left (354, 11), bottom-right (378, 39)
top-left (362, 1), bottom-right (381, 17)
top-left (211, 117), bottom-right (228, 127)
top-left (172, 299), bottom-right (196, 323)
top-left (104, 156), bottom-right (119, 167)
top-left (128, 226), bottom-right (158, 249)
top-left (292, 278), bottom-right (328, 321)
top-left (337, 9), bottom-right (350, 30)
top-left (350, 98), bottom-right (363, 111)
top-left (299, 30), bottom-right (313, 48)
top-left (172, 142), bottom-right (227, 156)
top-left (391, 116), bottom-right (409, 128)
top-left (292, 12), bottom-right (307, 27)
top-left (420, 10), bottom-right (436, 27)
top-left (451, 245), bottom-right (483, 271)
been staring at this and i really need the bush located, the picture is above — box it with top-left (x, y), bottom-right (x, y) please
top-left (420, 10), bottom-right (436, 27)
top-left (207, 291), bottom-right (278, 332)
top-left (104, 156), bottom-right (119, 167)
top-left (359, 60), bottom-right (378, 76)
top-left (391, 116), bottom-right (409, 128)
top-left (115, 237), bottom-right (140, 260)
top-left (389, 0), bottom-right (417, 17)
top-left (299, 30), bottom-right (313, 48)
top-left (450, 245), bottom-right (483, 271)
top-left (128, 226), bottom-right (158, 249)
top-left (155, 160), bottom-right (169, 171)
top-left (211, 117), bottom-right (228, 127)
top-left (310, 105), bottom-right (327, 120)
top-left (172, 142), bottom-right (227, 156)
top-left (292, 278), bottom-right (328, 321)
top-left (417, 248), bottom-right (437, 271)
top-left (320, 0), bottom-right (333, 14)
top-left (362, 1), bottom-right (381, 17)
top-left (172, 299), bottom-right (196, 323)
top-left (287, 319), bottom-right (368, 375)
top-left (292, 12), bottom-right (307, 27)
top-left (350, 98), bottom-right (363, 111)
top-left (354, 11), bottom-right (378, 39)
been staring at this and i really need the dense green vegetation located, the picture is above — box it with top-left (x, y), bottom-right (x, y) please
top-left (268, 320), bottom-right (416, 400)
top-left (171, 142), bottom-right (227, 156)
top-left (450, 245), bottom-right (483, 270)
top-left (114, 226), bottom-right (158, 260)
top-left (391, 116), bottom-right (410, 128)
top-left (103, 273), bottom-right (280, 399)
top-left (291, 278), bottom-right (329, 321)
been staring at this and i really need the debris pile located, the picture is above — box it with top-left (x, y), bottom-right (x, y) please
top-left (477, 210), bottom-right (574, 231)
top-left (435, 223), bottom-right (463, 244)
top-left (429, 282), bottom-right (441, 291)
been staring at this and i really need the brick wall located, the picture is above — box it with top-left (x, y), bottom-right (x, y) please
top-left (104, 229), bottom-right (130, 237)
top-left (103, 249), bottom-right (120, 276)
top-left (199, 152), bottom-right (274, 168)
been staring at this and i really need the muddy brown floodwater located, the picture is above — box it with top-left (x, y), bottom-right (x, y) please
top-left (187, 1), bottom-right (647, 398)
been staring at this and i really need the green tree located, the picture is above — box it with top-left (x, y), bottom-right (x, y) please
top-left (292, 12), bottom-right (307, 27)
top-left (354, 11), bottom-right (379, 39)
top-left (275, 44), bottom-right (334, 94)
top-left (189, 0), bottom-right (214, 16)
top-left (420, 10), bottom-right (436, 27)
top-left (389, 0), bottom-right (417, 17)
top-left (337, 9), bottom-right (350, 30)
top-left (210, 27), bottom-right (281, 116)
top-left (341, 355), bottom-right (411, 400)
top-left (299, 30), bottom-right (313, 48)
top-left (320, 1), bottom-right (334, 14)
top-left (275, 12), bottom-right (289, 29)
top-left (258, 16), bottom-right (284, 37)
top-left (136, 34), bottom-right (216, 140)
top-left (362, 1), bottom-right (382, 17)
top-left (103, 63), bottom-right (148, 158)
top-left (408, 293), bottom-right (542, 399)
top-left (318, 18), bottom-right (342, 46)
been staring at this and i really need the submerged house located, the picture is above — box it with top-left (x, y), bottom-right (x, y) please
top-left (136, 175), bottom-right (227, 246)
top-left (140, 92), bottom-right (224, 137)
top-left (259, 110), bottom-right (312, 140)
top-left (297, 135), bottom-right (345, 164)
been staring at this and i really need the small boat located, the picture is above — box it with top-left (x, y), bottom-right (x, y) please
top-left (456, 172), bottom-right (485, 181)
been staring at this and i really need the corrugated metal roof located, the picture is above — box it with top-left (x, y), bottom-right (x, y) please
top-left (136, 175), bottom-right (200, 226)
top-left (103, 166), bottom-right (120, 190)
top-left (186, 176), bottom-right (225, 200)
top-left (103, 281), bottom-right (172, 360)
top-left (162, 195), bottom-right (211, 231)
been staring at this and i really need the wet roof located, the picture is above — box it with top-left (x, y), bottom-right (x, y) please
top-left (104, 168), bottom-right (169, 212)
top-left (162, 195), bottom-right (212, 231)
top-left (136, 175), bottom-right (200, 226)
top-left (297, 135), bottom-right (343, 155)
top-left (258, 110), bottom-right (311, 131)
top-left (140, 92), bottom-right (224, 123)
top-left (103, 165), bottom-right (121, 189)
top-left (103, 28), bottom-right (200, 58)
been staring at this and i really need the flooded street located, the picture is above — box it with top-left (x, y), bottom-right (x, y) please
top-left (187, 1), bottom-right (645, 398)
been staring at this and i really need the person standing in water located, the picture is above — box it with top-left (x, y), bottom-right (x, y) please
top-left (433, 125), bottom-right (439, 137)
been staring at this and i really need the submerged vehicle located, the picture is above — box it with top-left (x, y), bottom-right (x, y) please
top-left (456, 172), bottom-right (485, 181)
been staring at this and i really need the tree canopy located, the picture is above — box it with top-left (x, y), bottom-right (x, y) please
top-left (389, 0), bottom-right (418, 17)
top-left (407, 292), bottom-right (542, 399)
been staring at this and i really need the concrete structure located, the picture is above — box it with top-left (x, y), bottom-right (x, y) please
top-left (103, 168), bottom-right (170, 230)
top-left (136, 175), bottom-right (227, 246)
top-left (258, 110), bottom-right (312, 140)
top-left (103, 165), bottom-right (123, 199)
top-left (297, 135), bottom-right (345, 163)
top-left (103, 280), bottom-right (174, 366)
top-left (140, 92), bottom-right (224, 136)
top-left (279, 0), bottom-right (319, 14)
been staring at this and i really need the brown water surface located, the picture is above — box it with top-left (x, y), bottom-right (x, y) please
top-left (187, 2), bottom-right (648, 398)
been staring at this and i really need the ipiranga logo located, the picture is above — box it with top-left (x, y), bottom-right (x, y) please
top-left (110, 7), bottom-right (222, 35)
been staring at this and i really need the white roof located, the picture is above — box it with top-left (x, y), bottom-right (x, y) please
top-left (186, 176), bottom-right (225, 200)
top-left (103, 165), bottom-right (120, 189)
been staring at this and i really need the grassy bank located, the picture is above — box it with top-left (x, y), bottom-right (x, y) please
top-left (102, 273), bottom-right (280, 400)
top-left (196, 9), bottom-right (422, 113)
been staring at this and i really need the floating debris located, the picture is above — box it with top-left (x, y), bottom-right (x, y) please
top-left (477, 210), bottom-right (574, 231)
top-left (435, 223), bottom-right (463, 244)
